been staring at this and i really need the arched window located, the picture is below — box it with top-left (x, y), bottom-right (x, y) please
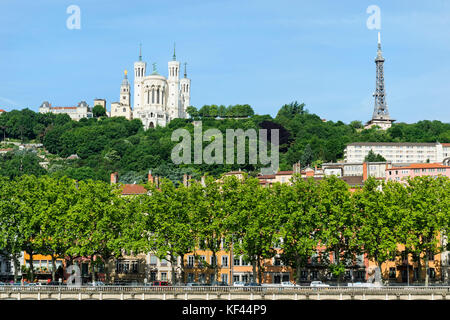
top-left (149, 122), bottom-right (154, 128)
top-left (152, 89), bottom-right (155, 104)
top-left (157, 88), bottom-right (160, 104)
top-left (147, 91), bottom-right (149, 104)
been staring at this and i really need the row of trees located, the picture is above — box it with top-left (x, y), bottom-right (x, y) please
top-left (0, 174), bottom-right (448, 285)
top-left (186, 104), bottom-right (255, 119)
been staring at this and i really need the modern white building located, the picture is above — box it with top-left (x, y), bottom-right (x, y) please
top-left (39, 101), bottom-right (93, 121)
top-left (344, 142), bottom-right (450, 164)
top-left (111, 46), bottom-right (191, 130)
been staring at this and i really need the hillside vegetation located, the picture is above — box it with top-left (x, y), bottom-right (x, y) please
top-left (0, 102), bottom-right (449, 182)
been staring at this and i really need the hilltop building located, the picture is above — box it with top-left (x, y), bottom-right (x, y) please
top-left (39, 101), bottom-right (93, 121)
top-left (111, 44), bottom-right (191, 130)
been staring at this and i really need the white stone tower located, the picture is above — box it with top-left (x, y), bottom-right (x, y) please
top-left (120, 69), bottom-right (131, 106)
top-left (179, 62), bottom-right (191, 118)
top-left (133, 44), bottom-right (146, 111)
top-left (167, 43), bottom-right (180, 120)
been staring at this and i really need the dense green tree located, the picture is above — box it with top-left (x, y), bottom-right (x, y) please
top-left (364, 149), bottom-right (387, 162)
top-left (92, 105), bottom-right (107, 118)
top-left (318, 176), bottom-right (359, 284)
top-left (279, 176), bottom-right (322, 283)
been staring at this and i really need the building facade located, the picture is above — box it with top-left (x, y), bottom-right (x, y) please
top-left (386, 162), bottom-right (450, 182)
top-left (344, 142), bottom-right (448, 164)
top-left (39, 101), bottom-right (93, 121)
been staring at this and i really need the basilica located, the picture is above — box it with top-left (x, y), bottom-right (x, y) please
top-left (110, 46), bottom-right (191, 129)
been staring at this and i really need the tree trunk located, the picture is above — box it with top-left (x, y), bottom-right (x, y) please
top-left (415, 253), bottom-right (422, 284)
top-left (251, 259), bottom-right (257, 283)
top-left (13, 255), bottom-right (19, 283)
top-left (180, 254), bottom-right (185, 284)
top-left (91, 256), bottom-right (96, 283)
top-left (51, 255), bottom-right (57, 281)
top-left (406, 249), bottom-right (410, 286)
top-left (170, 254), bottom-right (176, 285)
top-left (424, 252), bottom-right (429, 287)
top-left (103, 256), bottom-right (110, 284)
top-left (212, 251), bottom-right (218, 283)
top-left (296, 256), bottom-right (302, 284)
top-left (27, 250), bottom-right (34, 282)
top-left (257, 257), bottom-right (262, 284)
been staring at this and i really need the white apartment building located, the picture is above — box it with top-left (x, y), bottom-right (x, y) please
top-left (344, 142), bottom-right (450, 164)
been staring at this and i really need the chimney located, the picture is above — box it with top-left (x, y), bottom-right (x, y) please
top-left (148, 170), bottom-right (154, 184)
top-left (363, 162), bottom-right (368, 181)
top-left (110, 172), bottom-right (118, 184)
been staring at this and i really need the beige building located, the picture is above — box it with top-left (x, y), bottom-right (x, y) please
top-left (39, 101), bottom-right (93, 120)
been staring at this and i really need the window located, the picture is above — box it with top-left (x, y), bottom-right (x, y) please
top-left (150, 272), bottom-right (157, 281)
top-left (233, 275), bottom-right (240, 283)
top-left (5, 261), bottom-right (11, 273)
top-left (282, 274), bottom-right (290, 282)
top-left (131, 261), bottom-right (138, 273)
top-left (389, 267), bottom-right (396, 279)
top-left (355, 271), bottom-right (365, 280)
top-left (150, 255), bottom-right (157, 266)
top-left (413, 269), bottom-right (419, 281)
top-left (187, 255), bottom-right (194, 267)
top-left (300, 271), bottom-right (308, 281)
top-left (160, 272), bottom-right (167, 281)
top-left (81, 263), bottom-right (89, 276)
top-left (273, 275), bottom-right (281, 284)
top-left (221, 274), bottom-right (228, 284)
top-left (160, 259), bottom-right (168, 266)
top-left (210, 256), bottom-right (217, 266)
top-left (274, 257), bottom-right (282, 266)
top-left (310, 271), bottom-right (318, 280)
top-left (187, 273), bottom-right (194, 283)
top-left (234, 256), bottom-right (241, 266)
top-left (222, 256), bottom-right (228, 267)
top-left (242, 274), bottom-right (249, 283)
top-left (428, 268), bottom-right (436, 279)
top-left (198, 256), bottom-right (206, 267)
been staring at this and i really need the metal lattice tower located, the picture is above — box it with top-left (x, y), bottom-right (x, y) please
top-left (372, 32), bottom-right (390, 120)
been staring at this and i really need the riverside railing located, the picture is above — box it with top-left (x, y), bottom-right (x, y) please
top-left (1, 285), bottom-right (450, 294)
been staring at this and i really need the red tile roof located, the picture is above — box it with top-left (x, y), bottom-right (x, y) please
top-left (275, 171), bottom-right (293, 175)
top-left (257, 174), bottom-right (275, 179)
top-left (386, 163), bottom-right (450, 170)
top-left (121, 184), bottom-right (147, 195)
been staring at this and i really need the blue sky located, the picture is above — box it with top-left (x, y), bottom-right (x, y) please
top-left (1, 0), bottom-right (449, 123)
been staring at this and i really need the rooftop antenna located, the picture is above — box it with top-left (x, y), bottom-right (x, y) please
top-left (184, 62), bottom-right (187, 78)
top-left (139, 43), bottom-right (142, 61)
